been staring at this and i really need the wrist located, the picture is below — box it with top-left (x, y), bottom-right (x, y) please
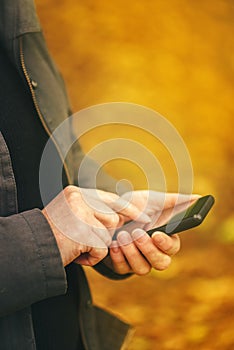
top-left (42, 208), bottom-right (79, 266)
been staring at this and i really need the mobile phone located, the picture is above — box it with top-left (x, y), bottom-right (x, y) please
top-left (147, 195), bottom-right (215, 236)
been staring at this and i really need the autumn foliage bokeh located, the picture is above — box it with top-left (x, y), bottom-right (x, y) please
top-left (36, 1), bottom-right (234, 349)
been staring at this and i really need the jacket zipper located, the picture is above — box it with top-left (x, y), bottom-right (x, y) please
top-left (19, 36), bottom-right (72, 185)
top-left (20, 36), bottom-right (132, 350)
top-left (20, 35), bottom-right (91, 350)
top-left (120, 327), bottom-right (135, 350)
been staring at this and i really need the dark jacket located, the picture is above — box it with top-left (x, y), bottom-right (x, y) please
top-left (0, 1), bottom-right (132, 349)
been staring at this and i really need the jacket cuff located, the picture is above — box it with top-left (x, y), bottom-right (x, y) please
top-left (20, 209), bottom-right (67, 297)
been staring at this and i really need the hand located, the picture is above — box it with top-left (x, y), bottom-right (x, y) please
top-left (79, 188), bottom-right (151, 228)
top-left (42, 186), bottom-right (150, 267)
top-left (110, 229), bottom-right (180, 275)
top-left (109, 191), bottom-right (200, 275)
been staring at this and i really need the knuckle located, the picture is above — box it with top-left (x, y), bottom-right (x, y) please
top-left (64, 185), bottom-right (79, 199)
top-left (164, 242), bottom-right (174, 254)
top-left (108, 214), bottom-right (120, 228)
top-left (144, 246), bottom-right (157, 257)
top-left (64, 185), bottom-right (76, 193)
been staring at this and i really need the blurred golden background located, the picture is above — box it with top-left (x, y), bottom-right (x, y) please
top-left (37, 1), bottom-right (234, 349)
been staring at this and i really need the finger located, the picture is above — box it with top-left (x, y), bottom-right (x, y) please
top-left (109, 197), bottom-right (151, 224)
top-left (84, 216), bottom-right (113, 246)
top-left (151, 232), bottom-right (180, 256)
top-left (131, 229), bottom-right (171, 271)
top-left (117, 231), bottom-right (152, 275)
top-left (94, 208), bottom-right (127, 240)
top-left (82, 189), bottom-right (150, 223)
top-left (94, 209), bottom-right (120, 230)
top-left (84, 188), bottom-right (119, 203)
top-left (148, 194), bottom-right (202, 228)
top-left (116, 214), bottom-right (126, 228)
top-left (109, 241), bottom-right (132, 274)
top-left (77, 190), bottom-right (120, 228)
top-left (74, 246), bottom-right (108, 266)
top-left (145, 192), bottom-right (200, 216)
top-left (91, 224), bottom-right (112, 247)
top-left (163, 193), bottom-right (201, 210)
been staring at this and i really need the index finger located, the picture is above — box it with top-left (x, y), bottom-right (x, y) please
top-left (162, 193), bottom-right (201, 210)
top-left (109, 197), bottom-right (151, 224)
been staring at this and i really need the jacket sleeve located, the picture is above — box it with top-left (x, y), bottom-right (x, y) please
top-left (0, 209), bottom-right (67, 317)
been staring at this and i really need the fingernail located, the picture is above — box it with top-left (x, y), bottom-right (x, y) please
top-left (110, 240), bottom-right (120, 253)
top-left (117, 231), bottom-right (132, 245)
top-left (131, 228), bottom-right (148, 242)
